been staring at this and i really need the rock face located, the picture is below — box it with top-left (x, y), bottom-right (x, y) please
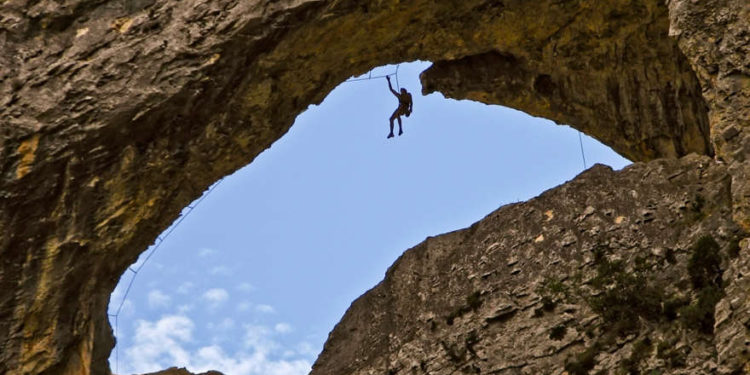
top-left (666, 0), bottom-right (750, 232)
top-left (141, 367), bottom-right (223, 375)
top-left (0, 0), bottom-right (748, 374)
top-left (420, 6), bottom-right (711, 163)
top-left (312, 155), bottom-right (747, 375)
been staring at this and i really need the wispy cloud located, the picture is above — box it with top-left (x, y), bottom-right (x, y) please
top-left (191, 344), bottom-right (310, 375)
top-left (210, 266), bottom-right (233, 276)
top-left (177, 304), bottom-right (194, 314)
top-left (207, 318), bottom-right (236, 331)
top-left (198, 248), bottom-right (217, 257)
top-left (147, 290), bottom-right (171, 309)
top-left (274, 323), bottom-right (292, 334)
top-left (202, 288), bottom-right (230, 309)
top-left (176, 282), bottom-right (195, 295)
top-left (243, 325), bottom-right (276, 354)
top-left (237, 282), bottom-right (256, 293)
top-left (296, 342), bottom-right (318, 357)
top-left (122, 316), bottom-right (311, 375)
top-left (255, 304), bottom-right (275, 314)
top-left (124, 315), bottom-right (194, 373)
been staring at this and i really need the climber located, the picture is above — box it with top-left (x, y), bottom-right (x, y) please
top-left (386, 75), bottom-right (413, 138)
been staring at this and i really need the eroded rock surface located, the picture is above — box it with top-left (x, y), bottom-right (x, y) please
top-left (312, 155), bottom-right (748, 375)
top-left (419, 1), bottom-right (712, 163)
top-left (0, 0), bottom-right (748, 374)
top-left (667, 0), bottom-right (750, 232)
top-left (141, 367), bottom-right (223, 375)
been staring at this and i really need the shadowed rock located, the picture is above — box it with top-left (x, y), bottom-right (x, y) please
top-left (0, 0), bottom-right (748, 374)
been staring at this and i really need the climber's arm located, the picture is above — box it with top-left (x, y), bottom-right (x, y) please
top-left (386, 76), bottom-right (398, 96)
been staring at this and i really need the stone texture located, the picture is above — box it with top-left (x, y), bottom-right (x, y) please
top-left (140, 367), bottom-right (223, 375)
top-left (0, 0), bottom-right (748, 374)
top-left (667, 0), bottom-right (750, 233)
top-left (715, 238), bottom-right (750, 373)
top-left (419, 1), bottom-right (712, 163)
top-left (666, 3), bottom-right (750, 367)
top-left (311, 155), bottom-right (747, 375)
top-left (667, 0), bottom-right (750, 163)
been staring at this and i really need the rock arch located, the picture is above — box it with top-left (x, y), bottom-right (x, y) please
top-left (0, 0), bottom-right (748, 374)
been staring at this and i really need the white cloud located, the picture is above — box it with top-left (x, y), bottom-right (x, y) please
top-left (122, 317), bottom-right (311, 375)
top-left (148, 290), bottom-right (171, 309)
top-left (243, 325), bottom-right (276, 354)
top-left (202, 288), bottom-right (230, 309)
top-left (274, 323), bottom-right (292, 334)
top-left (237, 282), bottom-right (256, 293)
top-left (191, 344), bottom-right (311, 375)
top-left (124, 315), bottom-right (194, 373)
top-left (198, 248), bottom-right (217, 257)
top-left (255, 304), bottom-right (275, 314)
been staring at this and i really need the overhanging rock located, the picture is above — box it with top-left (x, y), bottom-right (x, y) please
top-left (0, 0), bottom-right (748, 374)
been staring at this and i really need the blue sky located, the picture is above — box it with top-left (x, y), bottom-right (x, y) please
top-left (108, 61), bottom-right (630, 375)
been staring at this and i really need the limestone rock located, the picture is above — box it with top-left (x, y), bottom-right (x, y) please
top-left (139, 367), bottom-right (223, 375)
top-left (311, 155), bottom-right (748, 375)
top-left (666, 0), bottom-right (750, 232)
top-left (0, 0), bottom-right (749, 374)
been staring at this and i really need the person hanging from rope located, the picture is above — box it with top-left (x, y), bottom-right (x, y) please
top-left (386, 75), bottom-right (413, 138)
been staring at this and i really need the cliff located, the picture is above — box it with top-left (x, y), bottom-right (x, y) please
top-left (313, 156), bottom-right (747, 375)
top-left (0, 0), bottom-right (748, 374)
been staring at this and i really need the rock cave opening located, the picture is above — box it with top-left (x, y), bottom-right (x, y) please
top-left (6, 0), bottom-right (745, 374)
top-left (106, 61), bottom-right (630, 375)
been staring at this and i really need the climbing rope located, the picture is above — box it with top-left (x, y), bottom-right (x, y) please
top-left (344, 65), bottom-right (588, 171)
top-left (342, 64), bottom-right (401, 86)
top-left (107, 177), bottom-right (225, 374)
top-left (578, 131), bottom-right (587, 169)
top-left (394, 64), bottom-right (400, 91)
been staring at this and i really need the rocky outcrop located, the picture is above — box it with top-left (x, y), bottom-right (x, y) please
top-left (0, 0), bottom-right (748, 374)
top-left (419, 0), bottom-right (750, 230)
top-left (312, 155), bottom-right (747, 375)
top-left (419, 1), bottom-right (712, 163)
top-left (141, 367), bottom-right (223, 375)
top-left (666, 0), bottom-right (750, 233)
